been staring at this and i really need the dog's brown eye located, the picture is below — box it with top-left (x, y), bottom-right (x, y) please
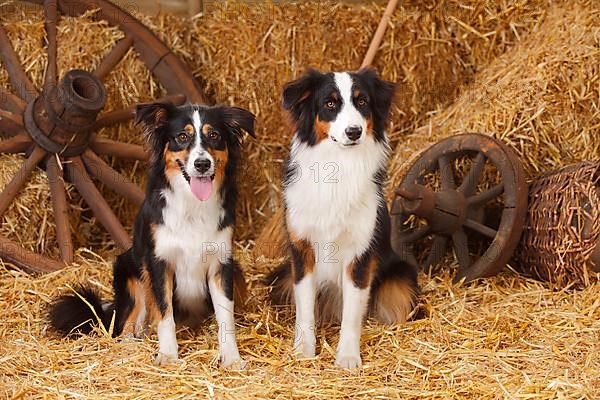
top-left (208, 131), bottom-right (220, 141)
top-left (357, 98), bottom-right (367, 107)
top-left (325, 100), bottom-right (336, 110)
top-left (177, 133), bottom-right (189, 143)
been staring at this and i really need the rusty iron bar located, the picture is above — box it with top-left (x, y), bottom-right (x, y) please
top-left (94, 36), bottom-right (134, 81)
top-left (0, 235), bottom-right (65, 273)
top-left (65, 156), bottom-right (132, 250)
top-left (46, 155), bottom-right (74, 264)
top-left (81, 149), bottom-right (144, 205)
top-left (0, 26), bottom-right (37, 102)
top-left (0, 146), bottom-right (46, 216)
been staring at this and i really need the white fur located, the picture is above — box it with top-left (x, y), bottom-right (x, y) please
top-left (336, 274), bottom-right (370, 368)
top-left (155, 315), bottom-right (178, 365)
top-left (186, 109), bottom-right (215, 177)
top-left (285, 136), bottom-right (387, 264)
top-left (208, 276), bottom-right (244, 369)
top-left (153, 170), bottom-right (238, 366)
top-left (329, 72), bottom-right (367, 145)
top-left (285, 95), bottom-right (389, 367)
top-left (293, 273), bottom-right (317, 358)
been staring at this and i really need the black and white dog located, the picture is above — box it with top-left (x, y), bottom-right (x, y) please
top-left (268, 68), bottom-right (418, 368)
top-left (49, 102), bottom-right (255, 369)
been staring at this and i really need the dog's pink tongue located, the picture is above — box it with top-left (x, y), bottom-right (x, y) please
top-left (190, 176), bottom-right (212, 201)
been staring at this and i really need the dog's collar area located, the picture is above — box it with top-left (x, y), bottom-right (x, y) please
top-left (175, 159), bottom-right (191, 183)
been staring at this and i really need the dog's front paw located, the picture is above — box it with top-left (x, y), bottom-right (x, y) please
top-left (154, 352), bottom-right (182, 366)
top-left (293, 333), bottom-right (316, 359)
top-left (335, 353), bottom-right (362, 369)
top-left (221, 356), bottom-right (247, 371)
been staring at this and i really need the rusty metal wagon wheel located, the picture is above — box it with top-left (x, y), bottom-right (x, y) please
top-left (390, 134), bottom-right (528, 282)
top-left (0, 0), bottom-right (205, 273)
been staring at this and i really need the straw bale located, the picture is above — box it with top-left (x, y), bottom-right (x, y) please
top-left (389, 1), bottom-right (600, 191)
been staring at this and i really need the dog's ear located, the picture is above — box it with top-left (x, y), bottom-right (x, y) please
top-left (356, 67), bottom-right (396, 122)
top-left (221, 106), bottom-right (256, 143)
top-left (135, 101), bottom-right (176, 160)
top-left (282, 68), bottom-right (324, 121)
top-left (135, 101), bottom-right (175, 128)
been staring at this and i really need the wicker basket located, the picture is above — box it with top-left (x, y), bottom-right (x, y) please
top-left (516, 161), bottom-right (600, 288)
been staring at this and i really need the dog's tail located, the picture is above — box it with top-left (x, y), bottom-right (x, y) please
top-left (48, 285), bottom-right (114, 337)
top-left (48, 249), bottom-right (137, 337)
top-left (266, 260), bottom-right (295, 305)
top-left (370, 254), bottom-right (419, 324)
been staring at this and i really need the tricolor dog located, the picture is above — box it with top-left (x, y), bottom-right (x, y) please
top-left (49, 102), bottom-right (255, 369)
top-left (268, 68), bottom-right (419, 368)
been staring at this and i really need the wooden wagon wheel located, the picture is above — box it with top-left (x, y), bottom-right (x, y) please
top-left (390, 134), bottom-right (528, 282)
top-left (0, 0), bottom-right (205, 273)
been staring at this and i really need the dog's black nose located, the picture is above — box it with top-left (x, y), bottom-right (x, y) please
top-left (345, 126), bottom-right (362, 141)
top-left (194, 158), bottom-right (211, 173)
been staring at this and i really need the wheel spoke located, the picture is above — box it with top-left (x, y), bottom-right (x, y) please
top-left (463, 219), bottom-right (497, 239)
top-left (467, 183), bottom-right (504, 207)
top-left (94, 36), bottom-right (134, 81)
top-left (423, 235), bottom-right (447, 268)
top-left (0, 134), bottom-right (32, 153)
top-left (46, 155), bottom-right (73, 264)
top-left (65, 156), bottom-right (131, 250)
top-left (438, 155), bottom-right (455, 190)
top-left (0, 25), bottom-right (37, 102)
top-left (452, 228), bottom-right (471, 272)
top-left (43, 0), bottom-right (58, 91)
top-left (0, 109), bottom-right (23, 123)
top-left (91, 138), bottom-right (147, 160)
top-left (0, 146), bottom-right (46, 216)
top-left (0, 86), bottom-right (27, 113)
top-left (81, 149), bottom-right (144, 206)
top-left (0, 235), bottom-right (64, 273)
top-left (94, 93), bottom-right (186, 129)
top-left (399, 225), bottom-right (431, 244)
top-left (458, 152), bottom-right (486, 196)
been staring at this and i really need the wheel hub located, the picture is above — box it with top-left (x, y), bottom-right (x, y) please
top-left (24, 69), bottom-right (106, 157)
top-left (395, 184), bottom-right (468, 236)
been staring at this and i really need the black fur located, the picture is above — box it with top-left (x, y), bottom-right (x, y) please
top-left (48, 102), bottom-right (254, 338)
top-left (270, 69), bottom-right (418, 325)
top-left (282, 67), bottom-right (395, 146)
top-left (48, 286), bottom-right (113, 336)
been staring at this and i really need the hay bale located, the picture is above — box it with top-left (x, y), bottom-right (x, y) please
top-left (389, 1), bottom-right (600, 191)
top-left (1, 0), bottom-right (554, 254)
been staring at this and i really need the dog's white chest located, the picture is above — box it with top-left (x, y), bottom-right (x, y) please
top-left (153, 186), bottom-right (232, 311)
top-left (284, 138), bottom-right (387, 260)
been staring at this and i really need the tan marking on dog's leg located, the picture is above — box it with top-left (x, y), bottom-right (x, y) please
top-left (335, 256), bottom-right (376, 369)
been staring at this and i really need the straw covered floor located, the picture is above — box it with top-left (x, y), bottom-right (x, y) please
top-left (0, 1), bottom-right (599, 398)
